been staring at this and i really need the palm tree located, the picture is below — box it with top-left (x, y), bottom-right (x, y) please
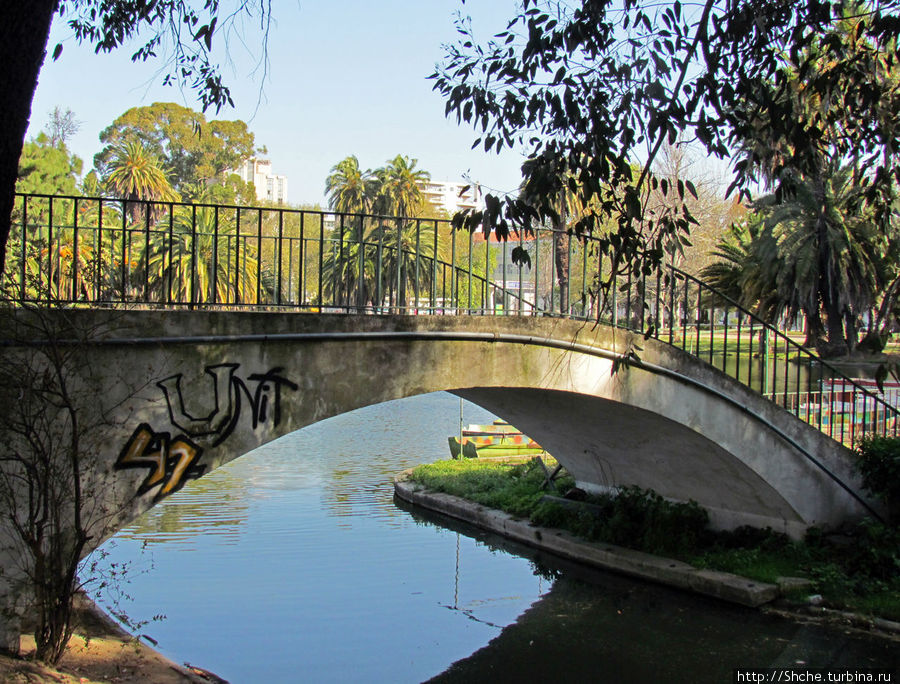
top-left (374, 155), bottom-right (429, 218)
top-left (139, 204), bottom-right (272, 305)
top-left (322, 216), bottom-right (441, 311)
top-left (760, 165), bottom-right (883, 356)
top-left (700, 214), bottom-right (782, 320)
top-left (376, 218), bottom-right (439, 309)
top-left (519, 160), bottom-right (588, 315)
top-left (723, 17), bottom-right (897, 357)
top-left (325, 156), bottom-right (376, 215)
top-left (321, 216), bottom-right (376, 309)
top-left (4, 197), bottom-right (102, 302)
top-left (105, 140), bottom-right (179, 224)
top-left (702, 165), bottom-right (884, 355)
top-left (371, 158), bottom-right (434, 309)
top-left (322, 155), bottom-right (440, 309)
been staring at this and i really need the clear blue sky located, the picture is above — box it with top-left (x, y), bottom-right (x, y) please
top-left (27, 1), bottom-right (525, 206)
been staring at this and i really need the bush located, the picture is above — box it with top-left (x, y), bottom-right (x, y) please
top-left (840, 518), bottom-right (900, 582)
top-left (600, 486), bottom-right (710, 556)
top-left (531, 485), bottom-right (710, 556)
top-left (855, 436), bottom-right (900, 522)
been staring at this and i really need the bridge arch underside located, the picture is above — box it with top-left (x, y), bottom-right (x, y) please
top-left (453, 387), bottom-right (809, 535)
top-left (60, 312), bottom-right (870, 541)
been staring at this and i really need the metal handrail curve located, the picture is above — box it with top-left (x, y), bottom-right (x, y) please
top-left (5, 191), bottom-right (897, 448)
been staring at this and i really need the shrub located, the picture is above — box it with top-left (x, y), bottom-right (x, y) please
top-left (855, 436), bottom-right (900, 522)
top-left (840, 518), bottom-right (900, 582)
top-left (599, 486), bottom-right (710, 556)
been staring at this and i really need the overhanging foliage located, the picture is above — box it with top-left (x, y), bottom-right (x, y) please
top-left (432, 0), bottom-right (900, 279)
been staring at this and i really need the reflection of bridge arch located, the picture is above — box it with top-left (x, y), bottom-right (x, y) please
top-left (31, 310), bottom-right (877, 544)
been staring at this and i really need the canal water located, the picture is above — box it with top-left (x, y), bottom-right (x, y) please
top-left (90, 392), bottom-right (897, 683)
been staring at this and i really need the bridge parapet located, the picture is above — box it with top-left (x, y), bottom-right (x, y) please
top-left (5, 192), bottom-right (898, 450)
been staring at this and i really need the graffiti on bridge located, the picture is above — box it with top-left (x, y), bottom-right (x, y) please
top-left (116, 364), bottom-right (298, 500)
top-left (158, 364), bottom-right (298, 446)
top-left (116, 424), bottom-right (204, 500)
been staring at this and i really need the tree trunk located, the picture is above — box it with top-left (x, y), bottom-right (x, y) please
top-left (818, 297), bottom-right (850, 358)
top-left (802, 306), bottom-right (824, 349)
top-left (553, 225), bottom-right (569, 314)
top-left (0, 1), bottom-right (59, 275)
top-left (843, 310), bottom-right (859, 354)
top-left (812, 171), bottom-right (849, 357)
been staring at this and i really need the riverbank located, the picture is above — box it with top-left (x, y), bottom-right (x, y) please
top-left (394, 471), bottom-right (780, 607)
top-left (394, 459), bottom-right (900, 635)
top-left (0, 595), bottom-right (221, 684)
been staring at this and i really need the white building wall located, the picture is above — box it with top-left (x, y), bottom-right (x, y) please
top-left (417, 180), bottom-right (485, 216)
top-left (235, 159), bottom-right (289, 204)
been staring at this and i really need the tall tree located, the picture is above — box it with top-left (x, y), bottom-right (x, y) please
top-left (45, 107), bottom-right (81, 148)
top-left (140, 203), bottom-right (271, 305)
top-left (94, 102), bottom-right (257, 199)
top-left (323, 155), bottom-right (440, 309)
top-left (374, 155), bottom-right (430, 218)
top-left (16, 133), bottom-right (82, 197)
top-left (725, 7), bottom-right (900, 356)
top-left (7, 135), bottom-right (88, 303)
top-left (702, 166), bottom-right (891, 356)
top-left (0, 0), bottom-right (274, 275)
top-left (759, 166), bottom-right (884, 356)
top-left (325, 156), bottom-right (376, 215)
top-left (105, 140), bottom-right (179, 223)
top-left (431, 0), bottom-right (900, 300)
top-left (0, 3), bottom-right (58, 278)
top-left (701, 213), bottom-right (795, 325)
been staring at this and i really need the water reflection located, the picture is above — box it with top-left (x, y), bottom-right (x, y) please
top-left (407, 506), bottom-right (898, 683)
top-left (119, 466), bottom-right (254, 547)
top-left (96, 393), bottom-right (547, 683)
top-left (93, 392), bottom-right (895, 684)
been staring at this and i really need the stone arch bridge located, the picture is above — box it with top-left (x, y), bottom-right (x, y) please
top-left (5, 308), bottom-right (882, 544)
top-left (1, 193), bottom-right (895, 649)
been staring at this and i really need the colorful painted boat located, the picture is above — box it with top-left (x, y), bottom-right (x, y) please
top-left (447, 420), bottom-right (546, 459)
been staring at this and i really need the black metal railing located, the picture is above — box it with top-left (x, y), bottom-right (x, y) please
top-left (5, 192), bottom-right (898, 448)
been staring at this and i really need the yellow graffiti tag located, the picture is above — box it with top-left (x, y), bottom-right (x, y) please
top-left (116, 423), bottom-right (204, 500)
top-left (118, 426), bottom-right (166, 488)
top-left (159, 439), bottom-right (200, 496)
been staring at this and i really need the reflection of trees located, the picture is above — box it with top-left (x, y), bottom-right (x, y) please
top-left (119, 467), bottom-right (253, 545)
top-left (321, 454), bottom-right (414, 525)
top-left (430, 568), bottom-right (843, 683)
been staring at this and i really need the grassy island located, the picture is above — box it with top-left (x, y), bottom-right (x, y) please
top-left (408, 457), bottom-right (900, 622)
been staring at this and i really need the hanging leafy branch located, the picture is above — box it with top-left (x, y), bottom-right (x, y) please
top-left (56, 0), bottom-right (274, 113)
top-left (0, 1), bottom-right (274, 277)
top-left (431, 0), bottom-right (900, 282)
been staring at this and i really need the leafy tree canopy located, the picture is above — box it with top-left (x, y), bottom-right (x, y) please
top-left (55, 1), bottom-right (273, 113)
top-left (93, 102), bottom-right (257, 201)
top-left (16, 132), bottom-right (82, 197)
top-left (0, 0), bottom-right (273, 274)
top-left (432, 0), bottom-right (900, 276)
top-left (326, 155), bottom-right (433, 218)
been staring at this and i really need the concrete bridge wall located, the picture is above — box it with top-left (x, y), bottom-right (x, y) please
top-left (2, 309), bottom-right (873, 543)
top-left (0, 308), bottom-right (881, 649)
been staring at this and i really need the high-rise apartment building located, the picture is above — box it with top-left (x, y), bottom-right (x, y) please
top-left (235, 158), bottom-right (289, 204)
top-left (417, 180), bottom-right (484, 216)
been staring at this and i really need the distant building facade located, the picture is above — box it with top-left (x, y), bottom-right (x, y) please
top-left (417, 180), bottom-right (484, 216)
top-left (235, 158), bottom-right (288, 204)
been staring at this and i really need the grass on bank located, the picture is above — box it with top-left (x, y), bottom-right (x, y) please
top-left (408, 458), bottom-right (900, 621)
